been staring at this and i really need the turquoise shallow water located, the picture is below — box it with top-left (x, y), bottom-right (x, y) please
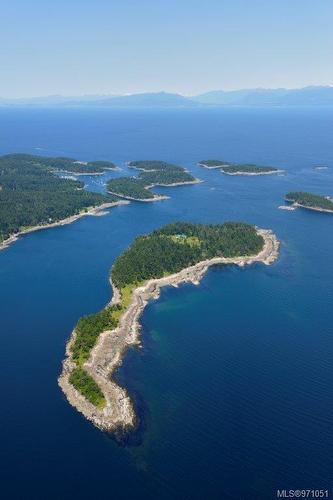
top-left (0, 107), bottom-right (332, 499)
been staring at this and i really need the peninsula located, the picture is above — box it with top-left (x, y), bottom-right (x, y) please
top-left (107, 177), bottom-right (169, 202)
top-left (0, 153), bottom-right (125, 249)
top-left (285, 191), bottom-right (333, 213)
top-left (59, 222), bottom-right (279, 436)
top-left (199, 160), bottom-right (282, 175)
top-left (53, 159), bottom-right (117, 175)
top-left (107, 160), bottom-right (201, 201)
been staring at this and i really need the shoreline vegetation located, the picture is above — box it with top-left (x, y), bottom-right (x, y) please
top-left (0, 201), bottom-right (129, 251)
top-left (107, 160), bottom-right (202, 201)
top-left (39, 157), bottom-right (117, 174)
top-left (59, 222), bottom-right (279, 437)
top-left (107, 188), bottom-right (169, 202)
top-left (198, 160), bottom-right (283, 176)
top-left (0, 154), bottom-right (203, 249)
top-left (285, 191), bottom-right (333, 213)
top-left (0, 153), bottom-right (122, 249)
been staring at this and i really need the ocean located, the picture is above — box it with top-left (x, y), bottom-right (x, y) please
top-left (0, 106), bottom-right (332, 499)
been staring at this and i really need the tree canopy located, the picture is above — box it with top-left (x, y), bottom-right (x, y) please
top-left (199, 159), bottom-right (278, 173)
top-left (0, 153), bottom-right (117, 242)
top-left (68, 221), bottom-right (264, 407)
top-left (107, 160), bottom-right (197, 200)
top-left (112, 221), bottom-right (263, 288)
top-left (285, 191), bottom-right (333, 211)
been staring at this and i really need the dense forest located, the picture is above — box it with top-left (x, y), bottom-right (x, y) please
top-left (140, 169), bottom-right (195, 185)
top-left (40, 157), bottom-right (116, 173)
top-left (107, 160), bottom-right (197, 200)
top-left (83, 160), bottom-right (117, 172)
top-left (112, 221), bottom-right (264, 288)
top-left (69, 221), bottom-right (263, 406)
top-left (1, 153), bottom-right (116, 173)
top-left (221, 164), bottom-right (278, 174)
top-left (285, 192), bottom-right (333, 211)
top-left (129, 160), bottom-right (185, 172)
top-left (107, 177), bottom-right (155, 199)
top-left (199, 159), bottom-right (278, 174)
top-left (0, 153), bottom-right (117, 242)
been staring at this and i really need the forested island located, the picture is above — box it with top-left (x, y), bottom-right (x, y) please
top-left (285, 192), bottom-right (333, 213)
top-left (70, 160), bottom-right (117, 174)
top-left (59, 221), bottom-right (279, 435)
top-left (0, 153), bottom-right (123, 248)
top-left (107, 160), bottom-right (201, 201)
top-left (4, 153), bottom-right (117, 174)
top-left (221, 164), bottom-right (280, 175)
top-left (107, 177), bottom-right (158, 201)
top-left (42, 157), bottom-right (117, 174)
top-left (199, 160), bottom-right (282, 175)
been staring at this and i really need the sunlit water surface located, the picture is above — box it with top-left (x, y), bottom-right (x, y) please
top-left (0, 106), bottom-right (332, 499)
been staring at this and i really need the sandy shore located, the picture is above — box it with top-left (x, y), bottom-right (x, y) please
top-left (59, 228), bottom-right (279, 435)
top-left (0, 200), bottom-right (129, 251)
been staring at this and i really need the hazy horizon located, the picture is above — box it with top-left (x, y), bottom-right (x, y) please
top-left (1, 85), bottom-right (333, 101)
top-left (1, 0), bottom-right (332, 98)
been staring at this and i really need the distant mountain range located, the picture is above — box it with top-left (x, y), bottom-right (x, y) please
top-left (0, 92), bottom-right (195, 108)
top-left (82, 92), bottom-right (195, 108)
top-left (192, 86), bottom-right (333, 106)
top-left (1, 87), bottom-right (333, 108)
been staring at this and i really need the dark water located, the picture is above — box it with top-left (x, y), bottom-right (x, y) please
top-left (0, 107), bottom-right (332, 500)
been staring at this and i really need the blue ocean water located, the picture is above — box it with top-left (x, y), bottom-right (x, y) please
top-left (0, 106), bottom-right (332, 500)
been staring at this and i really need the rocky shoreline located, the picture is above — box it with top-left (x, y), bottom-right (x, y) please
top-left (221, 169), bottom-right (284, 176)
top-left (0, 200), bottom-right (129, 251)
top-left (284, 198), bottom-right (333, 213)
top-left (278, 205), bottom-right (296, 211)
top-left (107, 190), bottom-right (169, 202)
top-left (290, 202), bottom-right (333, 213)
top-left (58, 228), bottom-right (279, 436)
top-left (197, 162), bottom-right (284, 175)
top-left (148, 178), bottom-right (203, 187)
top-left (107, 179), bottom-right (202, 203)
top-left (55, 166), bottom-right (119, 176)
top-left (198, 162), bottom-right (231, 169)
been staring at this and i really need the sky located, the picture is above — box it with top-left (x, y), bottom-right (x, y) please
top-left (0, 0), bottom-right (332, 97)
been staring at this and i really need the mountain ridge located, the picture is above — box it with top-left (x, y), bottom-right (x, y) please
top-left (1, 86), bottom-right (332, 107)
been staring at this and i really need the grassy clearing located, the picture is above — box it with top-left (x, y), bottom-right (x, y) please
top-left (168, 234), bottom-right (201, 247)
